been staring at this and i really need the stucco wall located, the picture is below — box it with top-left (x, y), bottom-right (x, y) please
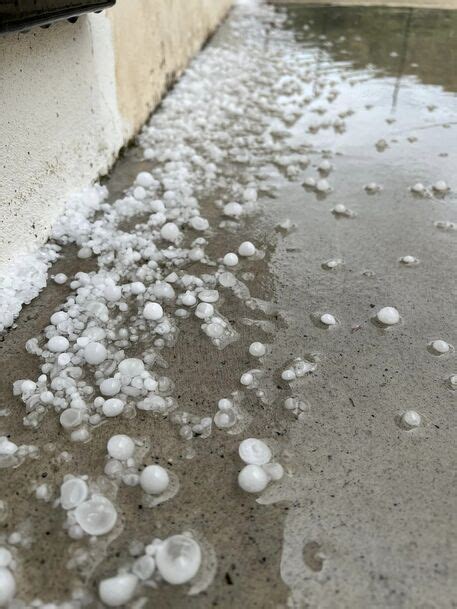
top-left (110, 0), bottom-right (233, 135)
top-left (0, 0), bottom-right (232, 268)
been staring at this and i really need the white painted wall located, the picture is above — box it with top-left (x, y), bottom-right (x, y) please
top-left (0, 13), bottom-right (125, 267)
top-left (0, 0), bottom-right (232, 269)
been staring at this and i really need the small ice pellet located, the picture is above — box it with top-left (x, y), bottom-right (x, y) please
top-left (181, 292), bottom-right (197, 306)
top-left (281, 369), bottom-right (296, 381)
top-left (316, 179), bottom-right (330, 192)
top-left (160, 222), bottom-right (180, 242)
top-left (400, 255), bottom-right (418, 265)
top-left (0, 438), bottom-right (17, 456)
top-left (431, 339), bottom-right (450, 354)
top-left (223, 202), bottom-right (243, 218)
top-left (98, 573), bottom-right (138, 607)
top-left (140, 465), bottom-right (170, 495)
top-left (156, 535), bottom-right (202, 585)
top-left (320, 313), bottom-right (336, 325)
top-left (107, 434), bottom-right (135, 461)
top-left (143, 302), bottom-right (164, 321)
top-left (198, 289), bottom-right (219, 303)
top-left (238, 464), bottom-right (269, 493)
top-left (84, 342), bottom-right (107, 365)
top-left (136, 171), bottom-right (154, 188)
top-left (47, 336), bottom-right (69, 353)
top-left (238, 241), bottom-right (256, 257)
top-left (365, 182), bottom-right (381, 193)
top-left (104, 284), bottom-right (122, 302)
top-left (0, 568), bottom-right (15, 606)
top-left (118, 358), bottom-right (144, 377)
top-left (377, 307), bottom-right (400, 325)
top-left (218, 398), bottom-right (233, 411)
top-left (263, 462), bottom-right (284, 481)
top-left (249, 342), bottom-right (266, 357)
top-left (133, 186), bottom-right (146, 200)
top-left (102, 398), bottom-right (125, 418)
top-left (0, 549), bottom-right (12, 568)
top-left (333, 203), bottom-right (348, 215)
top-left (195, 302), bottom-right (214, 319)
top-left (206, 323), bottom-right (224, 338)
top-left (132, 555), bottom-right (156, 580)
top-left (190, 216), bottom-right (209, 231)
top-left (59, 408), bottom-right (83, 429)
top-left (402, 410), bottom-right (421, 428)
top-left (214, 409), bottom-right (237, 429)
top-left (60, 478), bottom-right (89, 510)
top-left (324, 258), bottom-right (343, 269)
top-left (433, 180), bottom-right (448, 193)
top-left (239, 438), bottom-right (272, 465)
top-left (53, 273), bottom-right (67, 285)
top-left (100, 378), bottom-right (121, 397)
top-left (240, 372), bottom-right (254, 386)
top-left (223, 253), bottom-right (239, 267)
top-left (77, 247), bottom-right (92, 259)
top-left (318, 160), bottom-right (332, 173)
top-left (411, 182), bottom-right (425, 194)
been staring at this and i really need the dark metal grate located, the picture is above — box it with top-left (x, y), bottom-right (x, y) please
top-left (0, 1), bottom-right (116, 33)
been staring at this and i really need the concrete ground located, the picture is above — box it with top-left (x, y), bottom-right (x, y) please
top-left (272, 0), bottom-right (457, 8)
top-left (1, 2), bottom-right (457, 608)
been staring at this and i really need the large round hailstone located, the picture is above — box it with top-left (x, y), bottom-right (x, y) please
top-left (102, 398), bottom-right (125, 418)
top-left (118, 358), bottom-right (144, 377)
top-left (239, 438), bottom-right (272, 465)
top-left (156, 535), bottom-right (202, 585)
top-left (0, 567), bottom-right (16, 606)
top-left (99, 573), bottom-right (138, 607)
top-left (223, 252), bottom-right (239, 267)
top-left (84, 342), bottom-right (107, 365)
top-left (60, 478), bottom-right (89, 510)
top-left (143, 302), bottom-right (164, 321)
top-left (238, 241), bottom-right (256, 257)
top-left (140, 465), bottom-right (170, 495)
top-left (47, 336), bottom-right (69, 353)
top-left (376, 307), bottom-right (400, 325)
top-left (74, 495), bottom-right (117, 536)
top-left (238, 464), bottom-right (269, 493)
top-left (107, 434), bottom-right (135, 461)
top-left (160, 222), bottom-right (180, 242)
top-left (100, 378), bottom-right (121, 397)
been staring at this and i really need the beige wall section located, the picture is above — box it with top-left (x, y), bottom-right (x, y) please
top-left (110, 0), bottom-right (233, 135)
top-left (0, 0), bottom-right (232, 268)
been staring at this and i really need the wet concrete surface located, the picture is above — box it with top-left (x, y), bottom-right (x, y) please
top-left (1, 3), bottom-right (457, 608)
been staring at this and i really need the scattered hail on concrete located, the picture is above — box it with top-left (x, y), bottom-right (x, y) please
top-left (0, 0), bottom-right (456, 607)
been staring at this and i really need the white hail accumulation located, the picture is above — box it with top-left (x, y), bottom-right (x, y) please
top-left (0, 0), bottom-right (451, 606)
top-left (2, 3), bottom-right (311, 606)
